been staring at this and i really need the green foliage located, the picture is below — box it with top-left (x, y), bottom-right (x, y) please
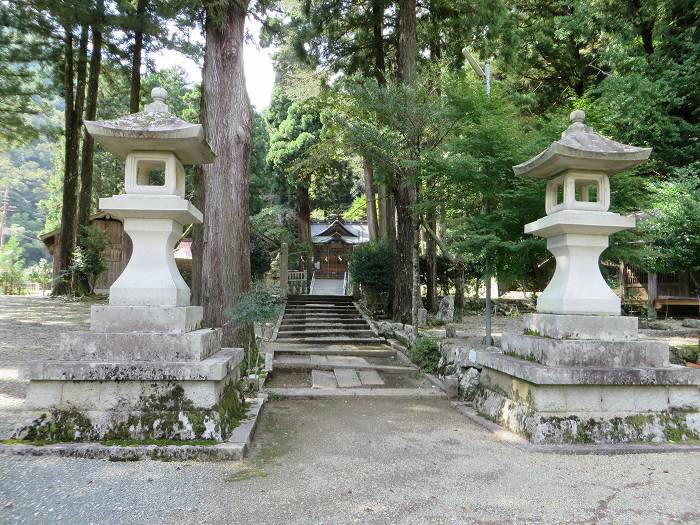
top-left (0, 232), bottom-right (26, 294)
top-left (343, 195), bottom-right (367, 221)
top-left (349, 239), bottom-right (395, 307)
top-left (25, 258), bottom-right (52, 290)
top-left (638, 168), bottom-right (700, 287)
top-left (67, 226), bottom-right (107, 295)
top-left (250, 233), bottom-right (272, 280)
top-left (225, 281), bottom-right (285, 328)
top-left (410, 336), bottom-right (440, 374)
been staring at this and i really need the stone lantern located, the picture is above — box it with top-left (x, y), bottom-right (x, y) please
top-left (17, 89), bottom-right (245, 443)
top-left (513, 109), bottom-right (650, 316)
top-left (470, 110), bottom-right (700, 445)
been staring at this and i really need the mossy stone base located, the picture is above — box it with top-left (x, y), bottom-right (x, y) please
top-left (474, 387), bottom-right (700, 445)
top-left (14, 381), bottom-right (247, 443)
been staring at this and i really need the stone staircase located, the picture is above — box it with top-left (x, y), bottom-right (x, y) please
top-left (265, 295), bottom-right (445, 399)
top-left (274, 295), bottom-right (385, 345)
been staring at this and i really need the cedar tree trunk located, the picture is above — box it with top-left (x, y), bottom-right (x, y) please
top-left (129, 0), bottom-right (147, 113)
top-left (78, 21), bottom-right (103, 229)
top-left (202, 0), bottom-right (252, 347)
top-left (363, 157), bottom-right (378, 240)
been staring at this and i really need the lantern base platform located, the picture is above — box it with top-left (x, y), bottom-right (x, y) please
top-left (15, 305), bottom-right (245, 442)
top-left (472, 350), bottom-right (700, 445)
top-left (523, 313), bottom-right (638, 341)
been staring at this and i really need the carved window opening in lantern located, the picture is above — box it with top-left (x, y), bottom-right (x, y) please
top-left (545, 171), bottom-right (610, 215)
top-left (125, 151), bottom-right (186, 197)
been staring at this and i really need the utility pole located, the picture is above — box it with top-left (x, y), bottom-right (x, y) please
top-left (462, 48), bottom-right (494, 346)
top-left (0, 186), bottom-right (14, 249)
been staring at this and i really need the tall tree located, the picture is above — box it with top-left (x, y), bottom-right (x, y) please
top-left (392, 0), bottom-right (418, 324)
top-left (78, 4), bottom-right (104, 229)
top-left (53, 22), bottom-right (89, 294)
top-left (201, 0), bottom-right (253, 347)
top-left (129, 0), bottom-right (148, 113)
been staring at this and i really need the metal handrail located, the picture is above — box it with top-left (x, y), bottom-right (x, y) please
top-left (309, 270), bottom-right (316, 295)
top-left (342, 271), bottom-right (347, 295)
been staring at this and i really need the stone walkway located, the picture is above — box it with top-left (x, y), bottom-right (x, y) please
top-left (311, 278), bottom-right (344, 295)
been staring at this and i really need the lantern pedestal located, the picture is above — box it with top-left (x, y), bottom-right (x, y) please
top-left (524, 209), bottom-right (634, 315)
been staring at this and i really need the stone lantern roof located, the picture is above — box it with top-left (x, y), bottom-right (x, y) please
top-left (84, 88), bottom-right (215, 165)
top-left (512, 110), bottom-right (651, 179)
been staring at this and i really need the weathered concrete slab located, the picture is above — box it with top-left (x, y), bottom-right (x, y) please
top-left (334, 368), bottom-right (362, 388)
top-left (25, 348), bottom-right (243, 382)
top-left (312, 370), bottom-right (337, 389)
top-left (0, 396), bottom-right (265, 461)
top-left (90, 305), bottom-right (203, 334)
top-left (501, 333), bottom-right (669, 368)
top-left (524, 313), bottom-right (638, 341)
top-left (358, 370), bottom-right (384, 386)
top-left (472, 350), bottom-right (700, 386)
top-left (60, 328), bottom-right (222, 362)
top-left (264, 387), bottom-right (446, 399)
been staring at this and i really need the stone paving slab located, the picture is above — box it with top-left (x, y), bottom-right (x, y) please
top-left (265, 387), bottom-right (446, 399)
top-left (358, 369), bottom-right (384, 386)
top-left (311, 370), bottom-right (337, 389)
top-left (334, 368), bottom-right (362, 388)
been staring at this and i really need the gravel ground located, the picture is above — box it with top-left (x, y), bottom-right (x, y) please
top-left (0, 295), bottom-right (95, 437)
top-left (1, 399), bottom-right (699, 524)
top-left (1, 295), bottom-right (699, 524)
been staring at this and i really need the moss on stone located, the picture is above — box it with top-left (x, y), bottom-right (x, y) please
top-left (18, 409), bottom-right (99, 443)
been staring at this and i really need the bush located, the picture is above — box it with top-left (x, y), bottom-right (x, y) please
top-left (349, 239), bottom-right (395, 308)
top-left (225, 281), bottom-right (286, 374)
top-left (250, 233), bottom-right (272, 279)
top-left (409, 336), bottom-right (440, 374)
top-left (68, 226), bottom-right (107, 294)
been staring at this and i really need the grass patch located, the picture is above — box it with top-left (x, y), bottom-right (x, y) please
top-left (224, 466), bottom-right (269, 482)
top-left (409, 336), bottom-right (440, 374)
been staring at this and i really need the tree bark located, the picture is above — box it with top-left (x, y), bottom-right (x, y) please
top-left (362, 157), bottom-right (378, 240)
top-left (296, 184), bottom-right (313, 286)
top-left (426, 209), bottom-right (438, 313)
top-left (397, 0), bottom-right (417, 84)
top-left (391, 0), bottom-right (417, 324)
top-left (78, 20), bottom-right (103, 229)
top-left (53, 25), bottom-right (88, 295)
top-left (202, 0), bottom-right (252, 347)
top-left (393, 177), bottom-right (416, 323)
top-left (371, 0), bottom-right (386, 86)
top-left (129, 0), bottom-right (147, 113)
top-left (191, 165), bottom-right (205, 306)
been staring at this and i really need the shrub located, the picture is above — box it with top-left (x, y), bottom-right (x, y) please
top-left (349, 239), bottom-right (395, 308)
top-left (68, 226), bottom-right (107, 294)
top-left (409, 336), bottom-right (440, 374)
top-left (225, 281), bottom-right (286, 374)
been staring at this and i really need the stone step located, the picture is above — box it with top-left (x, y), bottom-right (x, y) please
top-left (311, 370), bottom-right (337, 388)
top-left (279, 322), bottom-right (369, 330)
top-left (273, 354), bottom-right (416, 374)
top-left (280, 319), bottom-right (368, 326)
top-left (279, 337), bottom-right (387, 345)
top-left (288, 294), bottom-right (355, 300)
top-left (358, 369), bottom-right (384, 386)
top-left (277, 330), bottom-right (376, 339)
top-left (334, 368), bottom-right (362, 388)
top-left (285, 307), bottom-right (357, 313)
top-left (273, 346), bottom-right (396, 358)
top-left (264, 387), bottom-right (446, 399)
top-left (282, 315), bottom-right (363, 321)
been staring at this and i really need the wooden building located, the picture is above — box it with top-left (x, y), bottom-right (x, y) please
top-left (622, 263), bottom-right (698, 314)
top-left (40, 213), bottom-right (192, 294)
top-left (310, 219), bottom-right (370, 278)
